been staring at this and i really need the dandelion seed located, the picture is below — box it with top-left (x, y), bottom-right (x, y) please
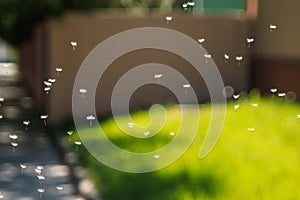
top-left (235, 56), bottom-right (243, 66)
top-left (269, 24), bottom-right (277, 32)
top-left (233, 94), bottom-right (240, 99)
top-left (183, 84), bottom-right (191, 88)
top-left (204, 54), bottom-right (212, 63)
top-left (74, 141), bottom-right (82, 150)
top-left (224, 54), bottom-right (230, 59)
top-left (270, 88), bottom-right (277, 93)
top-left (9, 134), bottom-right (18, 140)
top-left (224, 53), bottom-right (230, 62)
top-left (197, 38), bottom-right (205, 45)
top-left (35, 166), bottom-right (44, 175)
top-left (170, 132), bottom-right (175, 136)
top-left (154, 74), bottom-right (162, 79)
top-left (37, 188), bottom-right (45, 193)
top-left (70, 41), bottom-right (77, 50)
top-left (154, 154), bottom-right (160, 159)
top-left (37, 175), bottom-right (45, 185)
top-left (127, 122), bottom-right (134, 128)
top-left (278, 92), bottom-right (286, 97)
top-left (187, 1), bottom-right (195, 12)
top-left (37, 188), bottom-right (45, 198)
top-left (183, 1), bottom-right (195, 11)
top-left (56, 67), bottom-right (63, 75)
top-left (11, 141), bottom-right (18, 152)
top-left (144, 131), bottom-right (150, 137)
top-left (56, 186), bottom-right (63, 191)
top-left (20, 163), bottom-right (27, 169)
top-left (67, 131), bottom-right (73, 136)
top-left (0, 114), bottom-right (3, 119)
top-left (79, 88), bottom-right (87, 98)
top-left (20, 163), bottom-right (27, 174)
top-left (204, 54), bottom-right (211, 58)
top-left (35, 168), bottom-right (42, 175)
top-left (37, 175), bottom-right (45, 180)
top-left (248, 127), bottom-right (255, 132)
top-left (246, 38), bottom-right (255, 43)
top-left (43, 81), bottom-right (52, 87)
top-left (23, 120), bottom-right (30, 130)
top-left (67, 131), bottom-right (73, 141)
top-left (246, 37), bottom-right (255, 48)
top-left (154, 74), bottom-right (162, 83)
top-left (234, 104), bottom-right (240, 110)
top-left (183, 84), bottom-right (191, 94)
top-left (188, 1), bottom-right (195, 6)
top-left (252, 103), bottom-right (258, 107)
top-left (40, 115), bottom-right (48, 126)
top-left (23, 120), bottom-right (30, 126)
top-left (48, 78), bottom-right (56, 83)
top-left (56, 186), bottom-right (64, 196)
top-left (36, 166), bottom-right (44, 171)
top-left (86, 115), bottom-right (96, 126)
top-left (44, 87), bottom-right (51, 94)
top-left (235, 56), bottom-right (243, 61)
top-left (56, 67), bottom-right (63, 72)
top-left (165, 16), bottom-right (173, 24)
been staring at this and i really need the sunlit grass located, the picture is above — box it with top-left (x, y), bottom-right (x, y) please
top-left (71, 95), bottom-right (300, 200)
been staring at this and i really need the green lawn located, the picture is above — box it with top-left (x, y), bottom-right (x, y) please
top-left (71, 93), bottom-right (300, 200)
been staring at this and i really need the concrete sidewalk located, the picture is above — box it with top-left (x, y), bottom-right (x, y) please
top-left (0, 63), bottom-right (83, 200)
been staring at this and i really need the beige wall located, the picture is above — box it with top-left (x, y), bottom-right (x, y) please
top-left (255, 0), bottom-right (300, 58)
top-left (253, 0), bottom-right (300, 100)
top-left (22, 11), bottom-right (253, 125)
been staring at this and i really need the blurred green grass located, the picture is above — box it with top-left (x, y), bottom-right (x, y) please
top-left (71, 95), bottom-right (300, 200)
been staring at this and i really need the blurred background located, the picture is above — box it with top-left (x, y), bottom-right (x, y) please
top-left (0, 0), bottom-right (262, 124)
top-left (1, 0), bottom-right (300, 199)
top-left (1, 0), bottom-right (299, 125)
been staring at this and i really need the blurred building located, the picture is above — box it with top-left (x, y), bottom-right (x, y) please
top-left (19, 0), bottom-right (300, 125)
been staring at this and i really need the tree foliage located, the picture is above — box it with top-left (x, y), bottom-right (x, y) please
top-left (0, 0), bottom-right (185, 46)
top-left (0, 0), bottom-right (111, 46)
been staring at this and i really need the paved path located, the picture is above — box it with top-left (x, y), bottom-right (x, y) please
top-left (0, 63), bottom-right (83, 200)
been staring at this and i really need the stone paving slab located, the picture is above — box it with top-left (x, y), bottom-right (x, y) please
top-left (0, 63), bottom-right (84, 200)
